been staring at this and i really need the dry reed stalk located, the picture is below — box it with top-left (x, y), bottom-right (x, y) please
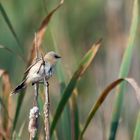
top-left (0, 69), bottom-right (12, 139)
top-left (28, 106), bottom-right (39, 140)
top-left (44, 79), bottom-right (50, 140)
top-left (33, 83), bottom-right (39, 106)
top-left (28, 71), bottom-right (40, 140)
top-left (28, 33), bottom-right (40, 140)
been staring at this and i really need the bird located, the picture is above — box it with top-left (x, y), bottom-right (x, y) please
top-left (11, 51), bottom-right (61, 95)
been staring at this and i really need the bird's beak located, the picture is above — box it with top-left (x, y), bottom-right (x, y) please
top-left (55, 55), bottom-right (61, 59)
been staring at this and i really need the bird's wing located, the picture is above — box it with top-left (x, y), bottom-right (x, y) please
top-left (24, 58), bottom-right (42, 75)
top-left (24, 60), bottom-right (44, 84)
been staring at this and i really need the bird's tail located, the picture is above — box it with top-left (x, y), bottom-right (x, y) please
top-left (10, 80), bottom-right (26, 95)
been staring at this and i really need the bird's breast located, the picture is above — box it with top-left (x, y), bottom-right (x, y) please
top-left (38, 63), bottom-right (52, 77)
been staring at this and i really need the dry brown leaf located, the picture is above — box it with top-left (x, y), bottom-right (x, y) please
top-left (0, 69), bottom-right (11, 138)
top-left (79, 78), bottom-right (140, 139)
top-left (0, 129), bottom-right (7, 140)
top-left (28, 0), bottom-right (64, 65)
top-left (0, 70), bottom-right (11, 96)
top-left (125, 78), bottom-right (140, 103)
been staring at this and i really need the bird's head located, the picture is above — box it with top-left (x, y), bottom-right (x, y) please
top-left (44, 51), bottom-right (61, 65)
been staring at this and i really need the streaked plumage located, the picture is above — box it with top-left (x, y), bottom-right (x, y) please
top-left (11, 51), bottom-right (61, 95)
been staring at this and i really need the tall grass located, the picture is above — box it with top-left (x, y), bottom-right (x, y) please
top-left (109, 0), bottom-right (138, 139)
top-left (0, 0), bottom-right (139, 140)
top-left (133, 112), bottom-right (140, 140)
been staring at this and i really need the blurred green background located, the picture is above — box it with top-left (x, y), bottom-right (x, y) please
top-left (0, 0), bottom-right (140, 140)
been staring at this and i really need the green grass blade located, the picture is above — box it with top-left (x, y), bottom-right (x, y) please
top-left (50, 39), bottom-right (102, 136)
top-left (0, 45), bottom-right (25, 62)
top-left (79, 78), bottom-right (140, 140)
top-left (79, 79), bottom-right (124, 140)
top-left (0, 3), bottom-right (22, 49)
top-left (70, 89), bottom-right (79, 140)
top-left (59, 83), bottom-right (71, 140)
top-left (12, 91), bottom-right (25, 132)
top-left (18, 121), bottom-right (26, 138)
top-left (133, 112), bottom-right (140, 140)
top-left (109, 0), bottom-right (138, 139)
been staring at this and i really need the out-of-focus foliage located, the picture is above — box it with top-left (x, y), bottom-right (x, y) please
top-left (109, 0), bottom-right (138, 139)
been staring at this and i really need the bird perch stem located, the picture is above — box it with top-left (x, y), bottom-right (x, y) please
top-left (44, 79), bottom-right (50, 140)
top-left (28, 33), bottom-right (40, 140)
top-left (28, 106), bottom-right (39, 140)
top-left (33, 83), bottom-right (39, 106)
top-left (28, 83), bottom-right (39, 140)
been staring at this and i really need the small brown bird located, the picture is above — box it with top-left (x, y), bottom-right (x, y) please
top-left (11, 51), bottom-right (61, 95)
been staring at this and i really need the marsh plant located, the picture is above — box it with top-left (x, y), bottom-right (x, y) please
top-left (0, 0), bottom-right (140, 140)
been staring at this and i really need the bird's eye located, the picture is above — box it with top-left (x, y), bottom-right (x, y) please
top-left (54, 55), bottom-right (61, 59)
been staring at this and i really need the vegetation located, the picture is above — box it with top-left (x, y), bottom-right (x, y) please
top-left (0, 0), bottom-right (139, 140)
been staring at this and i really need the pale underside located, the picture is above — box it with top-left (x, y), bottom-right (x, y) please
top-left (25, 60), bottom-right (53, 84)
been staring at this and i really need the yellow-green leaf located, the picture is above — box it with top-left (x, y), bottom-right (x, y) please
top-left (79, 78), bottom-right (140, 140)
top-left (50, 39), bottom-right (102, 136)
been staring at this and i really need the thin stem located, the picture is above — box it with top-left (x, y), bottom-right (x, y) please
top-left (33, 83), bottom-right (39, 106)
top-left (29, 135), bottom-right (33, 140)
top-left (44, 79), bottom-right (50, 140)
top-left (28, 33), bottom-right (40, 140)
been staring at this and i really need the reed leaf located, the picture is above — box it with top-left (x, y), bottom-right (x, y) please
top-left (0, 45), bottom-right (25, 62)
top-left (79, 78), bottom-right (140, 140)
top-left (29, 0), bottom-right (64, 64)
top-left (0, 69), bottom-right (11, 139)
top-left (133, 112), bottom-right (140, 140)
top-left (50, 39), bottom-right (102, 136)
top-left (70, 89), bottom-right (79, 140)
top-left (0, 3), bottom-right (22, 49)
top-left (109, 0), bottom-right (138, 139)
